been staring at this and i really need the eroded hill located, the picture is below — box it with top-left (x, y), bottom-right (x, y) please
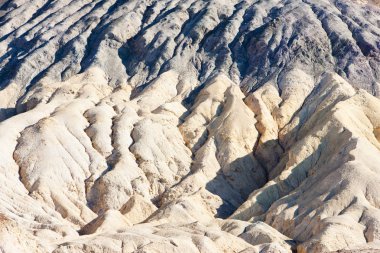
top-left (1, 0), bottom-right (380, 252)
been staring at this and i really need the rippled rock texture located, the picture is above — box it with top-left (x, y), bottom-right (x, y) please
top-left (1, 0), bottom-right (380, 252)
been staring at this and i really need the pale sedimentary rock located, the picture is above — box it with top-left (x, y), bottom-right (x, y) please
top-left (1, 0), bottom-right (380, 252)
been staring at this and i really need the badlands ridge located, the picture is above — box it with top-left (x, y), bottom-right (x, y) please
top-left (1, 0), bottom-right (380, 252)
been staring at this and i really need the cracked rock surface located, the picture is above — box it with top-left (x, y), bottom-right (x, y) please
top-left (1, 0), bottom-right (380, 252)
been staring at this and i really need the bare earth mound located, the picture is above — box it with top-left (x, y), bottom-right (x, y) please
top-left (1, 0), bottom-right (380, 252)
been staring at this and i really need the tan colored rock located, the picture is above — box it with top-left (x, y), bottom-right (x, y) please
top-left (119, 195), bottom-right (157, 224)
top-left (79, 210), bottom-right (131, 235)
top-left (1, 0), bottom-right (380, 251)
top-left (232, 73), bottom-right (380, 252)
top-left (0, 214), bottom-right (47, 253)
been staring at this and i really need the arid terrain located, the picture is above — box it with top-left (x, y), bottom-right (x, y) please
top-left (1, 0), bottom-right (380, 252)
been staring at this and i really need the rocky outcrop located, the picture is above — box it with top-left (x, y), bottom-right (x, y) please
top-left (1, 0), bottom-right (380, 252)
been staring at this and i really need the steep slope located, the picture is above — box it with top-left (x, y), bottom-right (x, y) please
top-left (1, 0), bottom-right (380, 252)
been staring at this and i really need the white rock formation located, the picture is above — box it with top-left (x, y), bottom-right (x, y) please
top-left (0, 0), bottom-right (380, 252)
